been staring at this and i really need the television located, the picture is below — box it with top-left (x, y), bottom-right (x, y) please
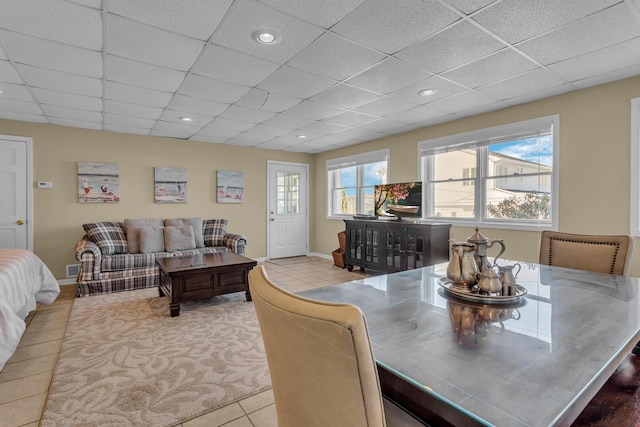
top-left (374, 181), bottom-right (423, 220)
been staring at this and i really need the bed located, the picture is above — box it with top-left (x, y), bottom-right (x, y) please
top-left (0, 249), bottom-right (60, 370)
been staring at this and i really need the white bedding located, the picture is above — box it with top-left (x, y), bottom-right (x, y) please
top-left (0, 249), bottom-right (60, 370)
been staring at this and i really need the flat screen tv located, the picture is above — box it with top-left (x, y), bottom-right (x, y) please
top-left (374, 181), bottom-right (422, 220)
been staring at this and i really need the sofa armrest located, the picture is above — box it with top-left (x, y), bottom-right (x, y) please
top-left (224, 233), bottom-right (247, 255)
top-left (75, 237), bottom-right (102, 282)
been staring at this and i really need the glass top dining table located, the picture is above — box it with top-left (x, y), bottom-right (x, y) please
top-left (300, 260), bottom-right (640, 427)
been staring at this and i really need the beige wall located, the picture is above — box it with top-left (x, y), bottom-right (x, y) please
top-left (312, 75), bottom-right (640, 276)
top-left (3, 74), bottom-right (640, 280)
top-left (0, 120), bottom-right (312, 279)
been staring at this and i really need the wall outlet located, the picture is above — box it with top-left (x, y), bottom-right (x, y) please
top-left (66, 264), bottom-right (80, 278)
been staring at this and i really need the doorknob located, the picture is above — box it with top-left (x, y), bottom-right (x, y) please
top-left (270, 218), bottom-right (275, 221)
top-left (17, 220), bottom-right (24, 225)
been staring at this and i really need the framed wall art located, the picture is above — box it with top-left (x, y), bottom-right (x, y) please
top-left (154, 167), bottom-right (187, 203)
top-left (217, 170), bottom-right (243, 203)
top-left (78, 162), bottom-right (120, 203)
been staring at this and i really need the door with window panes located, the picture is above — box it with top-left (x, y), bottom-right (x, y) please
top-left (268, 162), bottom-right (308, 259)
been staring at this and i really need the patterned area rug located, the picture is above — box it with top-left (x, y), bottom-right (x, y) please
top-left (40, 289), bottom-right (271, 427)
top-left (267, 255), bottom-right (324, 266)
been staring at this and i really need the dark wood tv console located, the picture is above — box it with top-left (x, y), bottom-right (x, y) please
top-left (343, 219), bottom-right (451, 274)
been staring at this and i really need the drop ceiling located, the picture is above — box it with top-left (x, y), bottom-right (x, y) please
top-left (1, 0), bottom-right (640, 153)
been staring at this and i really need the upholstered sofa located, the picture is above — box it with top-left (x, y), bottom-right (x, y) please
top-left (74, 218), bottom-right (247, 297)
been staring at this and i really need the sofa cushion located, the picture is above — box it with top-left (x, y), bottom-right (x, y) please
top-left (165, 225), bottom-right (196, 252)
top-left (165, 217), bottom-right (204, 248)
top-left (125, 218), bottom-right (164, 253)
top-left (203, 219), bottom-right (228, 247)
top-left (139, 226), bottom-right (166, 253)
top-left (83, 222), bottom-right (128, 255)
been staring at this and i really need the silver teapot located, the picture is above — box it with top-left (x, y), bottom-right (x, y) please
top-left (467, 227), bottom-right (506, 272)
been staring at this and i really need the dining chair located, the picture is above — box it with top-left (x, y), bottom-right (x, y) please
top-left (248, 265), bottom-right (422, 427)
top-left (538, 231), bottom-right (633, 276)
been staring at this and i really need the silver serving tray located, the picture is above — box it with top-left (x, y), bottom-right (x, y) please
top-left (438, 278), bottom-right (527, 304)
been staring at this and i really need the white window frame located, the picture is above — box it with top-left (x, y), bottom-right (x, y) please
top-left (326, 149), bottom-right (389, 219)
top-left (630, 97), bottom-right (640, 236)
top-left (418, 115), bottom-right (559, 231)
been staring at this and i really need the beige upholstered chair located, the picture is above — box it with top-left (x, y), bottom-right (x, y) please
top-left (539, 231), bottom-right (633, 276)
top-left (249, 266), bottom-right (401, 427)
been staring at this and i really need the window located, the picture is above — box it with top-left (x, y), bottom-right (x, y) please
top-left (631, 97), bottom-right (640, 236)
top-left (327, 149), bottom-right (389, 218)
top-left (419, 115), bottom-right (558, 230)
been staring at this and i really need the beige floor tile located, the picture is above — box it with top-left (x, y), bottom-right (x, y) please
top-left (0, 371), bottom-right (52, 405)
top-left (181, 402), bottom-right (245, 427)
top-left (247, 404), bottom-right (278, 427)
top-left (0, 354), bottom-right (58, 382)
top-left (30, 309), bottom-right (70, 323)
top-left (219, 417), bottom-right (254, 427)
top-left (0, 392), bottom-right (47, 427)
top-left (238, 388), bottom-right (274, 413)
top-left (17, 328), bottom-right (65, 347)
top-left (7, 340), bottom-right (62, 364)
top-left (24, 318), bottom-right (67, 333)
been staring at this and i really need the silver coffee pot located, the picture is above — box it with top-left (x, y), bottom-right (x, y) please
top-left (466, 227), bottom-right (506, 272)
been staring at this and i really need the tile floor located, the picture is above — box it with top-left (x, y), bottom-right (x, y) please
top-left (0, 258), bottom-right (370, 427)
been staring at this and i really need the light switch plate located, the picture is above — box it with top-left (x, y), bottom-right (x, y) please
top-left (37, 181), bottom-right (53, 189)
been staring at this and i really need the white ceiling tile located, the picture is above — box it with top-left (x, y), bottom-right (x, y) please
top-left (443, 0), bottom-right (496, 15)
top-left (236, 89), bottom-right (302, 112)
top-left (0, 45), bottom-right (6, 60)
top-left (473, 0), bottom-right (620, 44)
top-left (224, 137), bottom-right (261, 147)
top-left (41, 104), bottom-right (102, 122)
top-left (428, 90), bottom-right (498, 114)
top-left (158, 110), bottom-right (214, 126)
top-left (0, 110), bottom-right (46, 123)
top-left (211, 0), bottom-right (324, 63)
top-left (179, 74), bottom-right (251, 103)
top-left (0, 82), bottom-right (33, 102)
top-left (262, 113), bottom-right (314, 129)
top-left (218, 105), bottom-right (278, 123)
top-left (332, 0), bottom-right (460, 54)
top-left (0, 60), bottom-right (24, 84)
top-left (501, 84), bottom-right (574, 106)
top-left (104, 113), bottom-right (156, 129)
top-left (387, 76), bottom-right (467, 104)
top-left (516, 3), bottom-right (640, 65)
top-left (196, 127), bottom-right (242, 139)
top-left (244, 124), bottom-right (290, 138)
top-left (68, 0), bottom-right (102, 9)
top-left (49, 117), bottom-right (103, 130)
top-left (256, 140), bottom-right (297, 150)
top-left (275, 131), bottom-right (322, 144)
top-left (309, 84), bottom-right (381, 109)
top-left (0, 98), bottom-right (43, 115)
top-left (107, 0), bottom-right (233, 40)
top-left (208, 117), bottom-right (257, 131)
top-left (152, 120), bottom-right (202, 134)
top-left (191, 134), bottom-right (227, 144)
top-left (298, 121), bottom-right (350, 135)
top-left (355, 118), bottom-right (407, 133)
top-left (285, 100), bottom-right (344, 120)
top-left (548, 37), bottom-right (640, 83)
top-left (104, 124), bottom-right (151, 136)
top-left (345, 57), bottom-right (432, 94)
top-left (386, 105), bottom-right (445, 124)
top-left (17, 64), bottom-right (102, 97)
top-left (477, 69), bottom-right (566, 101)
top-left (453, 100), bottom-right (509, 118)
top-left (570, 64), bottom-right (640, 90)
top-left (105, 55), bottom-right (186, 92)
top-left (322, 111), bottom-right (380, 127)
top-left (104, 99), bottom-right (163, 120)
top-left (0, 0), bottom-right (102, 50)
top-left (105, 81), bottom-right (172, 108)
top-left (287, 32), bottom-right (386, 81)
top-left (395, 21), bottom-right (506, 74)
top-left (150, 128), bottom-right (195, 139)
top-left (441, 49), bottom-right (538, 88)
top-left (353, 96), bottom-right (416, 116)
top-left (193, 44), bottom-right (280, 86)
top-left (106, 15), bottom-right (205, 71)
top-left (258, 66), bottom-right (337, 98)
top-left (0, 30), bottom-right (102, 78)
top-left (31, 87), bottom-right (102, 111)
top-left (259, 0), bottom-right (365, 28)
top-left (232, 131), bottom-right (273, 143)
top-left (166, 95), bottom-right (229, 116)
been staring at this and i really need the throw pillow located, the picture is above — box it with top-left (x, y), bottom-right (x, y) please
top-left (203, 219), bottom-right (228, 247)
top-left (124, 218), bottom-right (164, 253)
top-left (139, 226), bottom-right (166, 254)
top-left (82, 222), bottom-right (128, 255)
top-left (164, 225), bottom-right (196, 252)
top-left (165, 217), bottom-right (204, 248)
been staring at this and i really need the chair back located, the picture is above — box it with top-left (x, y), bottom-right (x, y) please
top-left (539, 231), bottom-right (633, 276)
top-left (249, 266), bottom-right (386, 427)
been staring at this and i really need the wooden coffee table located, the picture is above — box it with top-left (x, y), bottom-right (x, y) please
top-left (157, 252), bottom-right (257, 317)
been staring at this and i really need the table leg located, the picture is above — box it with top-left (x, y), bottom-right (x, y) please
top-left (170, 303), bottom-right (180, 317)
top-left (245, 290), bottom-right (252, 301)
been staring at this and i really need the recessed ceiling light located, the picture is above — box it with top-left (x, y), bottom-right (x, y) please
top-left (179, 116), bottom-right (193, 122)
top-left (0, 89), bottom-right (4, 94)
top-left (418, 88), bottom-right (438, 97)
top-left (297, 135), bottom-right (307, 139)
top-left (252, 30), bottom-right (279, 45)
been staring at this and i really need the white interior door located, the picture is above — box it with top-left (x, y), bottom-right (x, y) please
top-left (0, 135), bottom-right (32, 250)
top-left (268, 162), bottom-right (308, 259)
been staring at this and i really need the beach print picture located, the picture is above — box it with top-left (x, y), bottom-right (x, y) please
top-left (217, 170), bottom-right (244, 203)
top-left (78, 162), bottom-right (120, 203)
top-left (155, 167), bottom-right (187, 203)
